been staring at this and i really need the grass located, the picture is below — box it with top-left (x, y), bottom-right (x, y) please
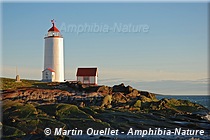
top-left (0, 77), bottom-right (57, 90)
top-left (0, 77), bottom-right (38, 90)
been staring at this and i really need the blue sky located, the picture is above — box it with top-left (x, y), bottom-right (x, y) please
top-left (1, 2), bottom-right (209, 95)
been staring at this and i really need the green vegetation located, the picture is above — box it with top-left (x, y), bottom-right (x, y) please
top-left (2, 100), bottom-right (112, 139)
top-left (0, 77), bottom-right (65, 90)
top-left (0, 77), bottom-right (38, 90)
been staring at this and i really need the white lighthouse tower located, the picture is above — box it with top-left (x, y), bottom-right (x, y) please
top-left (42, 20), bottom-right (64, 82)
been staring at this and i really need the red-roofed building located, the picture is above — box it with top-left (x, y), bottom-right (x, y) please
top-left (76, 68), bottom-right (98, 85)
top-left (42, 68), bottom-right (55, 82)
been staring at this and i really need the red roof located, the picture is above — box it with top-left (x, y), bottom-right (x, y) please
top-left (46, 68), bottom-right (55, 72)
top-left (48, 25), bottom-right (60, 32)
top-left (48, 20), bottom-right (60, 32)
top-left (76, 68), bottom-right (98, 76)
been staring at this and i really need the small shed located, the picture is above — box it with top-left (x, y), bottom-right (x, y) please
top-left (42, 68), bottom-right (55, 82)
top-left (76, 68), bottom-right (98, 85)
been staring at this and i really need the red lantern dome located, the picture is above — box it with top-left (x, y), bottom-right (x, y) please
top-left (46, 19), bottom-right (62, 37)
top-left (48, 19), bottom-right (60, 32)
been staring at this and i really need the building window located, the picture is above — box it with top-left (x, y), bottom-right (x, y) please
top-left (46, 72), bottom-right (48, 79)
top-left (84, 76), bottom-right (89, 81)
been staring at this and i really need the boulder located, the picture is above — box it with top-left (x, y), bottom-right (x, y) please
top-left (134, 100), bottom-right (141, 108)
top-left (140, 95), bottom-right (152, 102)
top-left (126, 89), bottom-right (140, 99)
top-left (112, 92), bottom-right (128, 103)
top-left (139, 91), bottom-right (157, 100)
top-left (101, 94), bottom-right (112, 108)
top-left (97, 86), bottom-right (111, 95)
top-left (112, 83), bottom-right (128, 93)
top-left (127, 85), bottom-right (133, 93)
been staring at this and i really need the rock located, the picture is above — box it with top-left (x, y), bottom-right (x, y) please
top-left (203, 113), bottom-right (210, 121)
top-left (140, 95), bottom-right (152, 102)
top-left (126, 89), bottom-right (140, 99)
top-left (127, 85), bottom-right (133, 93)
top-left (87, 92), bottom-right (100, 97)
top-left (97, 86), bottom-right (111, 95)
top-left (0, 122), bottom-right (2, 130)
top-left (2, 91), bottom-right (19, 99)
top-left (3, 125), bottom-right (26, 138)
top-left (112, 83), bottom-right (129, 93)
top-left (139, 91), bottom-right (157, 100)
top-left (80, 102), bottom-right (85, 108)
top-left (65, 81), bottom-right (84, 92)
top-left (107, 105), bottom-right (112, 109)
top-left (99, 136), bottom-right (111, 139)
top-left (2, 78), bottom-right (210, 139)
top-left (134, 100), bottom-right (141, 108)
top-left (129, 107), bottom-right (140, 111)
top-left (112, 92), bottom-right (128, 103)
top-left (2, 89), bottom-right (210, 139)
top-left (124, 105), bottom-right (130, 109)
top-left (2, 88), bottom-right (74, 103)
top-left (101, 94), bottom-right (112, 108)
top-left (85, 86), bottom-right (100, 93)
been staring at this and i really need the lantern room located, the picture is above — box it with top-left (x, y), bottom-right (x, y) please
top-left (46, 19), bottom-right (62, 37)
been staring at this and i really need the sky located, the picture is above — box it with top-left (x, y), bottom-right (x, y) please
top-left (1, 2), bottom-right (209, 95)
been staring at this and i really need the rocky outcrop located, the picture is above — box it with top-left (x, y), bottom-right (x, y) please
top-left (126, 89), bottom-right (140, 99)
top-left (112, 92), bottom-right (128, 103)
top-left (101, 94), bottom-right (112, 108)
top-left (112, 83), bottom-right (133, 93)
top-left (2, 88), bottom-right (73, 102)
top-left (139, 90), bottom-right (157, 100)
top-left (2, 81), bottom-right (210, 139)
top-left (97, 85), bottom-right (112, 95)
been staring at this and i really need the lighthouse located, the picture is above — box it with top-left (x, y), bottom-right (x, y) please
top-left (42, 20), bottom-right (64, 82)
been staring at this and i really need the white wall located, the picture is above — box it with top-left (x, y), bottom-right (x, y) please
top-left (95, 76), bottom-right (98, 85)
top-left (89, 76), bottom-right (95, 84)
top-left (44, 37), bottom-right (64, 82)
top-left (42, 69), bottom-right (55, 82)
top-left (77, 76), bottom-right (83, 83)
top-left (77, 76), bottom-right (97, 85)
